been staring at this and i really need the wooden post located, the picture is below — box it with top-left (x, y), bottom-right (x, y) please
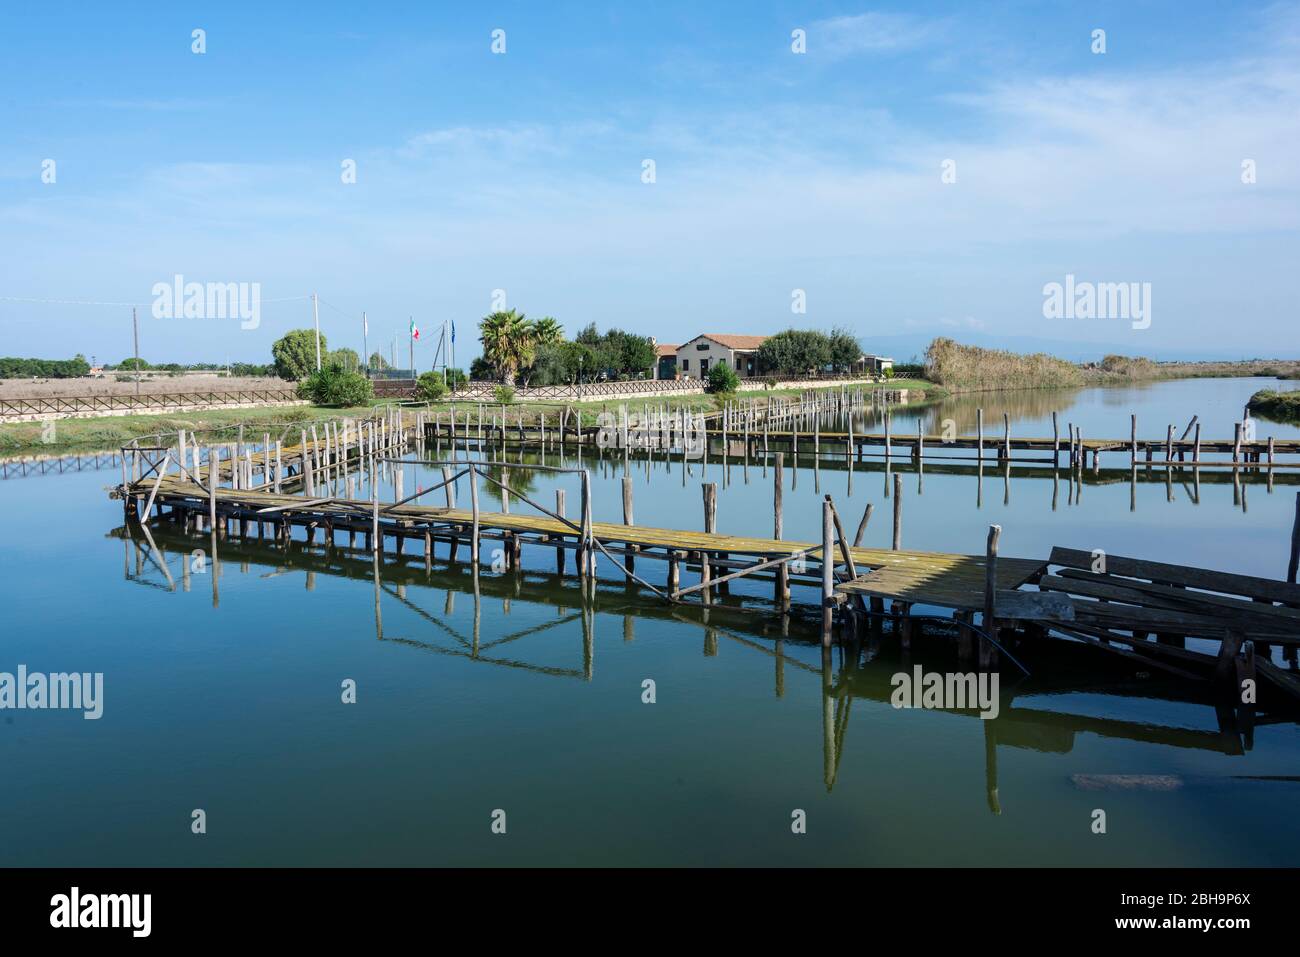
top-left (1288, 492), bottom-right (1300, 584)
top-left (892, 472), bottom-right (902, 550)
top-left (555, 489), bottom-right (567, 574)
top-left (1165, 424), bottom-right (1174, 463)
top-left (1002, 412), bottom-right (1010, 462)
top-left (853, 502), bottom-right (874, 547)
top-left (371, 466), bottom-right (380, 555)
top-left (774, 452), bottom-right (788, 608)
top-left (982, 524), bottom-right (1001, 666)
top-left (469, 464), bottom-right (480, 565)
top-left (622, 475), bottom-right (636, 580)
top-left (826, 495), bottom-right (857, 581)
top-left (1130, 414), bottom-right (1137, 466)
top-left (585, 468), bottom-right (595, 574)
top-left (1052, 411), bottom-right (1059, 466)
top-left (207, 447), bottom-right (217, 530)
top-left (976, 408), bottom-right (984, 461)
top-left (1194, 422), bottom-right (1201, 463)
top-left (701, 482), bottom-right (716, 601)
top-left (821, 499), bottom-right (834, 645)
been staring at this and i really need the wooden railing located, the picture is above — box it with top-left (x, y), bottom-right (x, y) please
top-left (0, 388), bottom-right (303, 420)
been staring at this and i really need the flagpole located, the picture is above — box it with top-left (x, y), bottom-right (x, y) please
top-left (409, 316), bottom-right (415, 381)
top-left (362, 311), bottom-right (369, 376)
top-left (312, 292), bottom-right (321, 371)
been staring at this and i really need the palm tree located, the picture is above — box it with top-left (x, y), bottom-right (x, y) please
top-left (532, 316), bottom-right (564, 347)
top-left (479, 310), bottom-right (536, 385)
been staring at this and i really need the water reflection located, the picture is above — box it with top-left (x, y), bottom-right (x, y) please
top-left (112, 521), bottom-right (1297, 812)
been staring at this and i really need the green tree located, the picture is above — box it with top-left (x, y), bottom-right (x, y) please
top-left (608, 329), bottom-right (656, 378)
top-left (532, 316), bottom-right (564, 346)
top-left (828, 328), bottom-right (863, 372)
top-left (530, 341), bottom-right (596, 386)
top-left (328, 347), bottom-right (361, 373)
top-left (706, 360), bottom-right (740, 394)
top-left (272, 329), bottom-right (325, 380)
top-left (368, 352), bottom-right (390, 371)
top-left (479, 309), bottom-right (536, 385)
top-left (297, 365), bottom-right (373, 406)
top-left (757, 329), bottom-right (832, 375)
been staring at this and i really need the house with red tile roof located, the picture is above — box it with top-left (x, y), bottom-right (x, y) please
top-left (675, 334), bottom-right (769, 379)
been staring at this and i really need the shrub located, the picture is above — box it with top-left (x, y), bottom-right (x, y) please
top-left (493, 384), bottom-right (516, 404)
top-left (297, 366), bottom-right (373, 407)
top-left (416, 371), bottom-right (449, 402)
top-left (706, 362), bottom-right (740, 394)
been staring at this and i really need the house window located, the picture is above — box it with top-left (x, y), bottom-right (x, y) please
top-left (681, 359), bottom-right (689, 371)
top-left (696, 343), bottom-right (709, 351)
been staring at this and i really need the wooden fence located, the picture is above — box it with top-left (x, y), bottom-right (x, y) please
top-left (0, 388), bottom-right (305, 421)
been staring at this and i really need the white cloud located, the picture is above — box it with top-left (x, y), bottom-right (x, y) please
top-left (812, 12), bottom-right (945, 58)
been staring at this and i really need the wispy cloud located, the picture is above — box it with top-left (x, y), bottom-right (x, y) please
top-left (812, 12), bottom-right (946, 59)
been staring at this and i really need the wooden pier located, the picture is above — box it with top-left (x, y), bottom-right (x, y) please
top-left (112, 399), bottom-right (1300, 711)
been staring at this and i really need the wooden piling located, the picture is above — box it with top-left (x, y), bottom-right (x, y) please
top-left (774, 452), bottom-right (788, 608)
top-left (1288, 492), bottom-right (1300, 584)
top-left (892, 472), bottom-right (902, 550)
top-left (821, 499), bottom-right (834, 646)
top-left (469, 464), bottom-right (480, 566)
top-left (622, 476), bottom-right (636, 580)
top-left (555, 489), bottom-right (567, 573)
top-left (701, 482), bottom-right (717, 601)
top-left (853, 502), bottom-right (874, 547)
top-left (982, 524), bottom-right (1001, 666)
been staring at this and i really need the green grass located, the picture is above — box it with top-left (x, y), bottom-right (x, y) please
top-left (0, 404), bottom-right (379, 456)
top-left (1246, 389), bottom-right (1300, 423)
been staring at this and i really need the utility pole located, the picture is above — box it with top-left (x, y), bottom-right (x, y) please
top-left (312, 292), bottom-right (321, 371)
top-left (391, 336), bottom-right (396, 372)
top-left (362, 311), bottom-right (369, 376)
top-left (131, 307), bottom-right (141, 396)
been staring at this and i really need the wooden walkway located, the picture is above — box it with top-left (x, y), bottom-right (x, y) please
top-left (425, 421), bottom-right (1300, 469)
top-left (126, 474), bottom-right (1045, 589)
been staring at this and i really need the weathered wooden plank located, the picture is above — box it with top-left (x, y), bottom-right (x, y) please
top-left (1049, 546), bottom-right (1300, 605)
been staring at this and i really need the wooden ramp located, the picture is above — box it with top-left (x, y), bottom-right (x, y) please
top-left (837, 555), bottom-right (1046, 611)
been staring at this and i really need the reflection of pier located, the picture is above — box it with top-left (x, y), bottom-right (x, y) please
top-left (820, 631), bottom-right (1277, 809)
top-left (111, 522), bottom-right (1293, 809)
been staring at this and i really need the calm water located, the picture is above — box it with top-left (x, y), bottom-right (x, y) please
top-left (2, 377), bottom-right (1298, 866)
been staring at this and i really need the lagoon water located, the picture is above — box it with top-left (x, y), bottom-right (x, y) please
top-left (2, 377), bottom-right (1298, 866)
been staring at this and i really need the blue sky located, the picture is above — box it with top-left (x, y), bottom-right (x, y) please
top-left (1, 1), bottom-right (1297, 366)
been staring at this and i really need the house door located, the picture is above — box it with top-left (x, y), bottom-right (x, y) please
top-left (700, 358), bottom-right (710, 375)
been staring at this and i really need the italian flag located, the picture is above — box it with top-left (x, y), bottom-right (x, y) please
top-left (409, 318), bottom-right (420, 341)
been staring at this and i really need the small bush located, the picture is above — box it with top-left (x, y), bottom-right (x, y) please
top-left (297, 366), bottom-right (374, 407)
top-left (706, 362), bottom-right (740, 394)
top-left (493, 384), bottom-right (516, 405)
top-left (417, 371), bottom-right (450, 402)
